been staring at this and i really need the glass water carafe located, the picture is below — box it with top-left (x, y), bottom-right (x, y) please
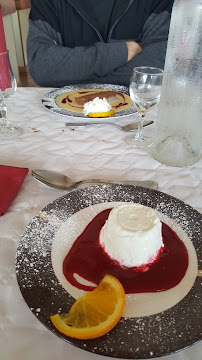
top-left (152, 0), bottom-right (202, 167)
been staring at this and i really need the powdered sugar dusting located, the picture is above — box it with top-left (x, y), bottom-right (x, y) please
top-left (15, 184), bottom-right (202, 359)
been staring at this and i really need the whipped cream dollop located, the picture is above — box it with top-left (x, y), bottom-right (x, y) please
top-left (99, 203), bottom-right (163, 268)
top-left (83, 97), bottom-right (112, 115)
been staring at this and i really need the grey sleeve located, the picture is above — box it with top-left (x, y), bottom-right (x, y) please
top-left (95, 11), bottom-right (171, 86)
top-left (27, 19), bottom-right (128, 87)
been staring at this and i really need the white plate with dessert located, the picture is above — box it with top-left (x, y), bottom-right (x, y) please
top-left (42, 84), bottom-right (136, 119)
top-left (15, 184), bottom-right (202, 359)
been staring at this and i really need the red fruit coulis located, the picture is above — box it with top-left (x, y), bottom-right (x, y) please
top-left (63, 209), bottom-right (188, 294)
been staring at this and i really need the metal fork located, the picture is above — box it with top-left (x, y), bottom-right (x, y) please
top-left (65, 120), bottom-right (154, 132)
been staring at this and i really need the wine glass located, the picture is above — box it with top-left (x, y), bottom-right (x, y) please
top-left (0, 51), bottom-right (23, 139)
top-left (125, 66), bottom-right (163, 147)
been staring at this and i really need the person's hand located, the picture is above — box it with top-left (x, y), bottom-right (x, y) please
top-left (126, 41), bottom-right (142, 61)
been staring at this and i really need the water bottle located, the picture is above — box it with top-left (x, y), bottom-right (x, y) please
top-left (152, 0), bottom-right (202, 167)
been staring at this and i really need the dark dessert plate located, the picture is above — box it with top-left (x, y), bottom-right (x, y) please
top-left (15, 184), bottom-right (202, 359)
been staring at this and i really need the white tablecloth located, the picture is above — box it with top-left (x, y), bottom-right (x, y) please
top-left (1, 87), bottom-right (201, 360)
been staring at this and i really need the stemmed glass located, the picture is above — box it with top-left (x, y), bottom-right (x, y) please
top-left (0, 51), bottom-right (23, 139)
top-left (125, 66), bottom-right (163, 147)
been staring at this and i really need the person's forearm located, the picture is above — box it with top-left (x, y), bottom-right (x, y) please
top-left (27, 20), bottom-right (128, 87)
top-left (95, 40), bottom-right (167, 87)
top-left (97, 9), bottom-right (171, 86)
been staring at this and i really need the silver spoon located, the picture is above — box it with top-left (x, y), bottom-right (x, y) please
top-left (65, 120), bottom-right (153, 132)
top-left (31, 169), bottom-right (158, 190)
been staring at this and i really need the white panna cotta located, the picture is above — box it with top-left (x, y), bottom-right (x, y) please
top-left (99, 203), bottom-right (163, 268)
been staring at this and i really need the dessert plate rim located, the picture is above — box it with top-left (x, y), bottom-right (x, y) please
top-left (15, 184), bottom-right (202, 359)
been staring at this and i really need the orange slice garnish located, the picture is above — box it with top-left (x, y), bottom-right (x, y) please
top-left (50, 274), bottom-right (125, 339)
top-left (88, 110), bottom-right (115, 118)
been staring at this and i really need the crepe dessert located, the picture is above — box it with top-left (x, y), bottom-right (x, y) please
top-left (55, 88), bottom-right (132, 114)
top-left (75, 90), bottom-right (117, 105)
top-left (99, 203), bottom-right (164, 269)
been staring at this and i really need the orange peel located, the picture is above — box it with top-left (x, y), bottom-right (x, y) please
top-left (50, 274), bottom-right (125, 339)
top-left (88, 110), bottom-right (115, 118)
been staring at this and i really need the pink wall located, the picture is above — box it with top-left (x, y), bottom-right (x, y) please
top-left (0, 0), bottom-right (30, 15)
top-left (18, 0), bottom-right (30, 10)
top-left (0, 0), bottom-right (16, 15)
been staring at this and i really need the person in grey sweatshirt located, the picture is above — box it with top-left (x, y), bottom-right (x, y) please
top-left (27, 0), bottom-right (174, 88)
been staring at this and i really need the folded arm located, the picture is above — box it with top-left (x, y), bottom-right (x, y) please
top-left (27, 18), bottom-right (129, 87)
top-left (97, 10), bottom-right (172, 86)
top-left (27, 0), bottom-right (172, 87)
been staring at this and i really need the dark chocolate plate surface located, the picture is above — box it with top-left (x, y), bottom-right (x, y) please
top-left (15, 184), bottom-right (202, 359)
top-left (42, 83), bottom-right (136, 119)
